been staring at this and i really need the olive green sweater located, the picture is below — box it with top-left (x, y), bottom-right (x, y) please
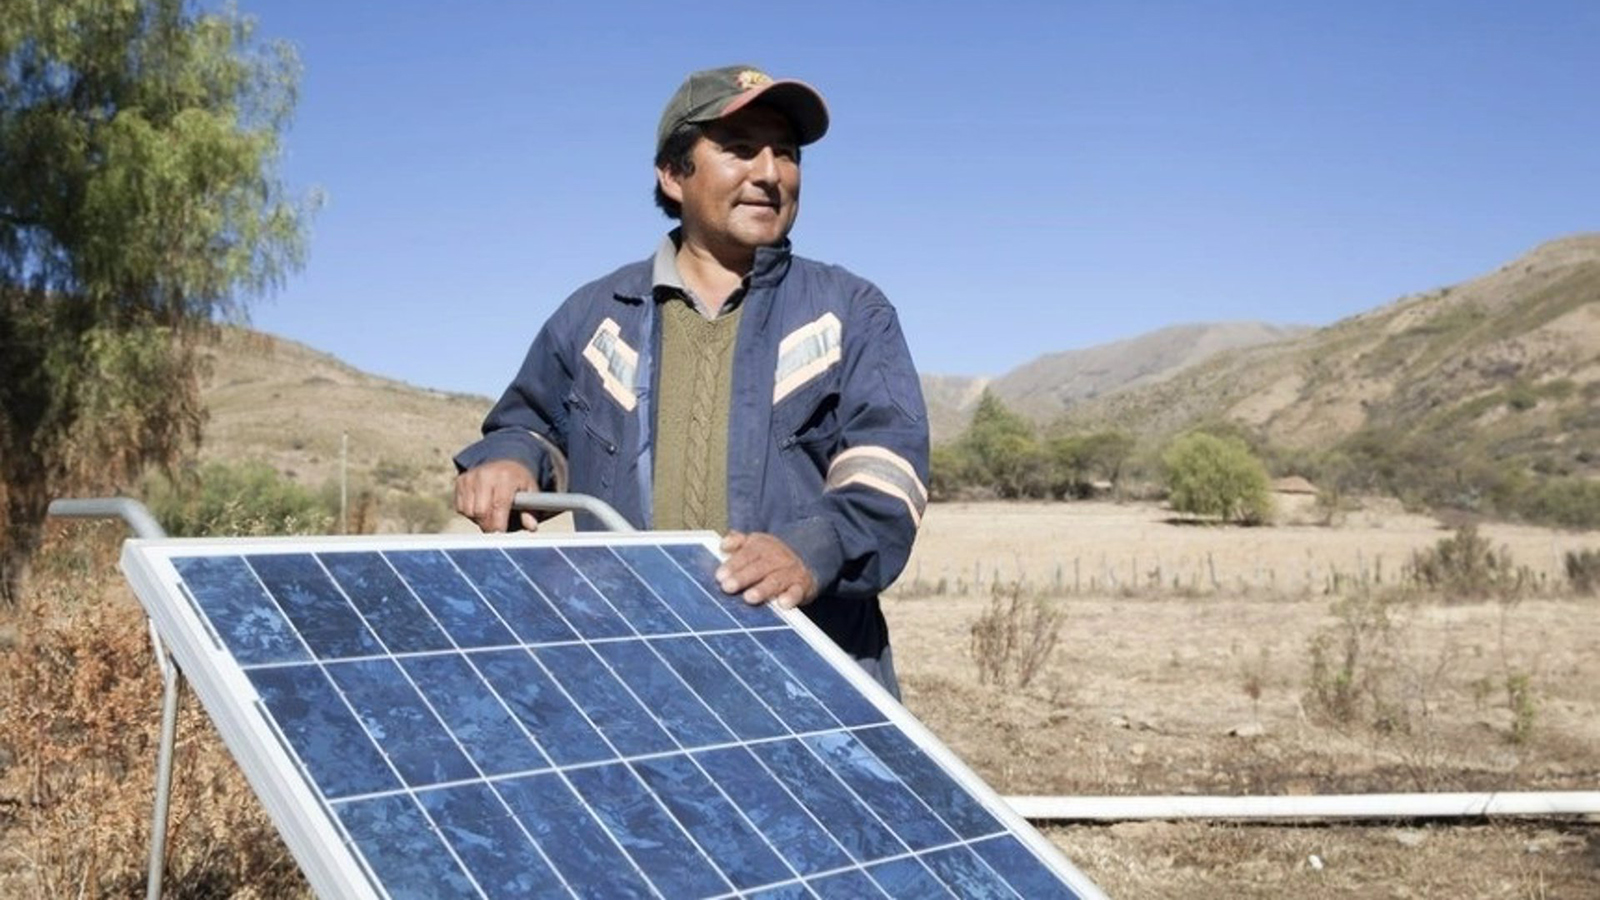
top-left (650, 298), bottom-right (742, 532)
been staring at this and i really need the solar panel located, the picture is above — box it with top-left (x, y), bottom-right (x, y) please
top-left (121, 532), bottom-right (1105, 899)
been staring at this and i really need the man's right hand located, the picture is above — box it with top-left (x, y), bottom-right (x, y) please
top-left (454, 459), bottom-right (541, 532)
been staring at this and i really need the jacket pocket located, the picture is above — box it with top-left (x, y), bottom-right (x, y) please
top-left (564, 390), bottom-right (619, 492)
top-left (775, 383), bottom-right (839, 506)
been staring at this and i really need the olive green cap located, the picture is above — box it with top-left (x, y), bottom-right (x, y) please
top-left (656, 64), bottom-right (829, 154)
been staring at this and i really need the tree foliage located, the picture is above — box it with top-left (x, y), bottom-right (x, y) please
top-left (929, 391), bottom-right (1139, 501)
top-left (1162, 431), bottom-right (1273, 524)
top-left (1, 0), bottom-right (310, 603)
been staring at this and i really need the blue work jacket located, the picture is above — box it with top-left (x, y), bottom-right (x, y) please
top-left (455, 239), bottom-right (930, 658)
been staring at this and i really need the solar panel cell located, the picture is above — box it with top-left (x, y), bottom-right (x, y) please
top-left (648, 635), bottom-right (787, 740)
top-left (565, 762), bottom-right (732, 897)
top-left (399, 652), bottom-right (551, 776)
top-left (445, 548), bottom-right (578, 644)
top-left (810, 868), bottom-right (892, 899)
top-left (247, 554), bottom-right (383, 658)
top-left (610, 544), bottom-right (742, 631)
top-left (247, 664), bottom-right (397, 799)
top-left (751, 737), bottom-right (907, 863)
top-left (336, 794), bottom-right (479, 899)
top-left (974, 835), bottom-right (1086, 900)
top-left (383, 551), bottom-right (517, 648)
top-left (317, 552), bottom-right (452, 654)
top-left (591, 639), bottom-right (735, 747)
top-left (472, 648), bottom-right (614, 766)
top-left (506, 546), bottom-right (634, 639)
top-left (172, 556), bottom-right (307, 665)
top-left (919, 844), bottom-right (1024, 899)
top-left (324, 658), bottom-right (477, 787)
top-left (752, 630), bottom-right (886, 727)
top-left (660, 543), bottom-right (781, 626)
top-left (631, 753), bottom-right (796, 889)
top-left (417, 782), bottom-right (565, 899)
top-left (560, 545), bottom-right (686, 635)
top-left (866, 856), bottom-right (958, 899)
top-left (701, 631), bottom-right (840, 733)
top-left (494, 772), bottom-right (655, 900)
top-left (852, 724), bottom-right (1002, 840)
top-left (533, 643), bottom-right (677, 757)
top-left (804, 731), bottom-right (958, 852)
top-left (692, 745), bottom-right (854, 877)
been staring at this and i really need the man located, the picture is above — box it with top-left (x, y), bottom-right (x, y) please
top-left (454, 64), bottom-right (928, 697)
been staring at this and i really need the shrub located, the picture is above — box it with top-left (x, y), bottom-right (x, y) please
top-left (146, 460), bottom-right (330, 537)
top-left (1565, 548), bottom-right (1600, 596)
top-left (969, 583), bottom-right (1065, 689)
top-left (1305, 588), bottom-right (1406, 729)
top-left (1406, 524), bottom-right (1526, 601)
top-left (1162, 432), bottom-right (1273, 524)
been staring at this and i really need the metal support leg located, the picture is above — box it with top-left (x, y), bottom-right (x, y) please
top-left (46, 497), bottom-right (175, 900)
top-left (146, 642), bottom-right (183, 900)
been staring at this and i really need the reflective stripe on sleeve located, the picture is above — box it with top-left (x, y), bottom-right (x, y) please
top-left (824, 445), bottom-right (928, 526)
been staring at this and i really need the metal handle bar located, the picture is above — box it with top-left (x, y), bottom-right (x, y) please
top-left (512, 491), bottom-right (635, 533)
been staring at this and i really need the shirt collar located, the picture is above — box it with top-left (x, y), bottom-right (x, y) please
top-left (651, 228), bottom-right (792, 319)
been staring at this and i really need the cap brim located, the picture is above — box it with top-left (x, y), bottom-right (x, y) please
top-left (718, 79), bottom-right (830, 145)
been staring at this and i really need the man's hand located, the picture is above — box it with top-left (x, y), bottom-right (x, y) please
top-left (454, 460), bottom-right (540, 532)
top-left (715, 531), bottom-right (818, 609)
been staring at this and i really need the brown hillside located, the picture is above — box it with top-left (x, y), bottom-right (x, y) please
top-left (199, 329), bottom-right (490, 500)
top-left (1060, 234), bottom-right (1600, 471)
top-left (922, 322), bottom-right (1305, 443)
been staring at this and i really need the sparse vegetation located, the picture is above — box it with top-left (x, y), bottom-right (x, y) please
top-left (390, 493), bottom-right (451, 534)
top-left (145, 460), bottom-right (330, 537)
top-left (0, 534), bottom-right (305, 896)
top-left (969, 582), bottom-right (1065, 689)
top-left (1304, 587), bottom-right (1416, 731)
top-left (1565, 548), bottom-right (1600, 596)
top-left (1405, 524), bottom-right (1528, 602)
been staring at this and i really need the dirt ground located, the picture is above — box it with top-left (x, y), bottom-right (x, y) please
top-left (887, 501), bottom-right (1600, 898)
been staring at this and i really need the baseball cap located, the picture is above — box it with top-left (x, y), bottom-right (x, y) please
top-left (656, 65), bottom-right (829, 153)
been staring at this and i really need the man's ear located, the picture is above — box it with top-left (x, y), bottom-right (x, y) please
top-left (656, 165), bottom-right (684, 205)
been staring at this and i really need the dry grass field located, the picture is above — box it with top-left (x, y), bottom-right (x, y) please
top-left (889, 501), bottom-right (1600, 898)
top-left (2, 500), bottom-right (1596, 897)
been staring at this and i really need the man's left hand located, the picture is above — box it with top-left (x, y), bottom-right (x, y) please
top-left (716, 531), bottom-right (818, 609)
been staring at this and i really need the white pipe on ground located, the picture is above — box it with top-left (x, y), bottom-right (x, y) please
top-left (1004, 792), bottom-right (1600, 821)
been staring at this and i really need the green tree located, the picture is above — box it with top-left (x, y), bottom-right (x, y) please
top-left (927, 442), bottom-right (977, 501)
top-left (1049, 429), bottom-right (1136, 498)
top-left (960, 390), bottom-right (1048, 498)
top-left (1, 0), bottom-right (311, 603)
top-left (1163, 431), bottom-right (1273, 524)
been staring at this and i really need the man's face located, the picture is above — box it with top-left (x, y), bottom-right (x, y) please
top-left (659, 105), bottom-right (801, 259)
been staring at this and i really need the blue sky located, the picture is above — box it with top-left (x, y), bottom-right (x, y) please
top-left (238, 1), bottom-right (1599, 398)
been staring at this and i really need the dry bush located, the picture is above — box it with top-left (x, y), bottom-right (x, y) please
top-left (969, 582), bottom-right (1066, 689)
top-left (1564, 548), bottom-right (1600, 596)
top-left (0, 533), bottom-right (305, 898)
top-left (1405, 524), bottom-right (1530, 601)
top-left (1302, 587), bottom-right (1458, 741)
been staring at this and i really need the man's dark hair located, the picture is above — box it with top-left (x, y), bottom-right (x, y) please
top-left (652, 122), bottom-right (702, 219)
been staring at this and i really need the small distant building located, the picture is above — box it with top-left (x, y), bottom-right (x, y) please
top-left (1272, 475), bottom-right (1318, 495)
top-left (1272, 475), bottom-right (1321, 522)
